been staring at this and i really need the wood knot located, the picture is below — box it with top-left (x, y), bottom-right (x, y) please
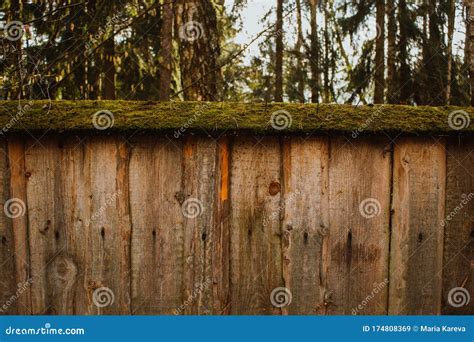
top-left (175, 191), bottom-right (186, 205)
top-left (268, 181), bottom-right (281, 196)
top-left (25, 171), bottom-right (31, 178)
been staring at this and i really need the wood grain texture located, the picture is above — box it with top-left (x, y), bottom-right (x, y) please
top-left (181, 137), bottom-right (216, 314)
top-left (326, 136), bottom-right (391, 315)
top-left (0, 140), bottom-right (17, 314)
top-left (230, 137), bottom-right (283, 315)
top-left (281, 136), bottom-right (329, 314)
top-left (6, 137), bottom-right (31, 314)
top-left (389, 138), bottom-right (446, 315)
top-left (442, 137), bottom-right (474, 314)
top-left (24, 138), bottom-right (65, 314)
top-left (87, 136), bottom-right (131, 315)
top-left (0, 133), bottom-right (472, 316)
top-left (58, 137), bottom-right (91, 314)
top-left (129, 137), bottom-right (184, 314)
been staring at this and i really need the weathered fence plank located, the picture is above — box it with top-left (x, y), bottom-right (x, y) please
top-left (326, 137), bottom-right (391, 315)
top-left (389, 138), bottom-right (446, 314)
top-left (24, 139), bottom-right (65, 314)
top-left (0, 129), bottom-right (472, 315)
top-left (58, 137), bottom-right (90, 314)
top-left (281, 136), bottom-right (330, 315)
top-left (182, 137), bottom-right (217, 314)
top-left (230, 137), bottom-right (283, 314)
top-left (442, 137), bottom-right (474, 314)
top-left (0, 140), bottom-right (16, 315)
top-left (6, 138), bottom-right (31, 314)
top-left (87, 137), bottom-right (131, 315)
top-left (129, 137), bottom-right (184, 314)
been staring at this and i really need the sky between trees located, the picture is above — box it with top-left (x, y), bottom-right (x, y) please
top-left (0, 0), bottom-right (472, 106)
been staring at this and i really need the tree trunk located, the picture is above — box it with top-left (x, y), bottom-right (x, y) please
top-left (86, 0), bottom-right (99, 100)
top-left (398, 0), bottom-right (411, 104)
top-left (9, 0), bottom-right (23, 99)
top-left (174, 0), bottom-right (221, 101)
top-left (445, 0), bottom-right (455, 104)
top-left (102, 37), bottom-right (116, 100)
top-left (275, 0), bottom-right (284, 102)
top-left (323, 0), bottom-right (330, 103)
top-left (374, 0), bottom-right (385, 104)
top-left (309, 0), bottom-right (319, 103)
top-left (158, 0), bottom-right (173, 101)
top-left (386, 0), bottom-right (396, 104)
top-left (295, 0), bottom-right (305, 102)
top-left (427, 0), bottom-right (444, 105)
top-left (470, 0), bottom-right (474, 106)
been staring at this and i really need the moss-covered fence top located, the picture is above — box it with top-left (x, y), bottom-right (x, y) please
top-left (0, 100), bottom-right (473, 135)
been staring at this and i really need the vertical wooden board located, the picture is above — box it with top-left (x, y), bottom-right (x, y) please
top-left (389, 138), bottom-right (446, 315)
top-left (442, 137), bottom-right (474, 315)
top-left (58, 137), bottom-right (91, 314)
top-left (230, 137), bottom-right (283, 315)
top-left (0, 140), bottom-right (17, 314)
top-left (6, 138), bottom-right (31, 314)
top-left (213, 137), bottom-right (231, 314)
top-left (281, 136), bottom-right (329, 315)
top-left (181, 137), bottom-right (217, 315)
top-left (327, 136), bottom-right (391, 315)
top-left (129, 137), bottom-right (184, 314)
top-left (24, 138), bottom-right (67, 314)
top-left (87, 136), bottom-right (131, 315)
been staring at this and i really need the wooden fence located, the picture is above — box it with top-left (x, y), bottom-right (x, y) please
top-left (0, 102), bottom-right (472, 315)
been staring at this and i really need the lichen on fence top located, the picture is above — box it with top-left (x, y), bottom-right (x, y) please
top-left (0, 100), bottom-right (472, 134)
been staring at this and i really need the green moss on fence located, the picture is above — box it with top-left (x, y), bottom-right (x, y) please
top-left (0, 100), bottom-right (472, 134)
